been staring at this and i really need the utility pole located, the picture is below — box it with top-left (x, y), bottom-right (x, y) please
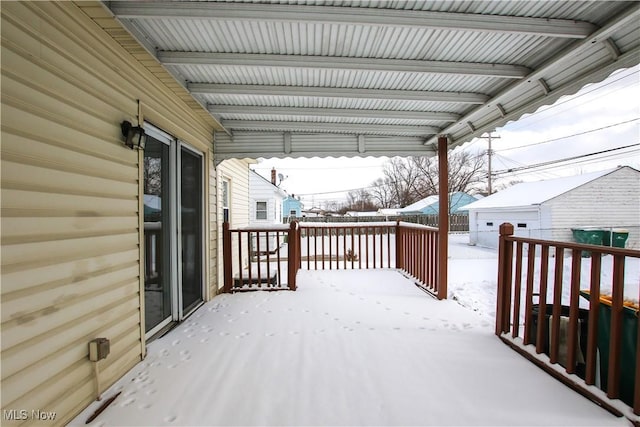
top-left (479, 133), bottom-right (500, 194)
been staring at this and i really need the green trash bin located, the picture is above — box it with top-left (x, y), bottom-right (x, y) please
top-left (602, 229), bottom-right (629, 248)
top-left (580, 291), bottom-right (638, 408)
top-left (572, 228), bottom-right (605, 257)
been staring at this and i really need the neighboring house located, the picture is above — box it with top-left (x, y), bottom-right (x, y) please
top-left (0, 3), bottom-right (232, 424)
top-left (249, 169), bottom-right (287, 251)
top-left (302, 207), bottom-right (327, 218)
top-left (283, 195), bottom-right (303, 221)
top-left (462, 166), bottom-right (640, 249)
top-left (398, 192), bottom-right (478, 215)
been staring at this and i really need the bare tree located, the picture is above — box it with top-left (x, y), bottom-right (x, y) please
top-left (369, 177), bottom-right (396, 208)
top-left (410, 150), bottom-right (487, 196)
top-left (381, 157), bottom-right (424, 207)
top-left (344, 188), bottom-right (377, 212)
top-left (144, 157), bottom-right (162, 195)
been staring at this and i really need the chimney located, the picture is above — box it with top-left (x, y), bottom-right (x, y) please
top-left (271, 168), bottom-right (276, 185)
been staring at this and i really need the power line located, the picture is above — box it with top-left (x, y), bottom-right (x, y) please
top-left (496, 118), bottom-right (639, 152)
top-left (463, 67), bottom-right (639, 149)
top-left (493, 143), bottom-right (640, 176)
top-left (503, 68), bottom-right (639, 131)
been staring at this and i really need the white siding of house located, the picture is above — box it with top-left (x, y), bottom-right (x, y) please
top-left (249, 172), bottom-right (284, 225)
top-left (545, 167), bottom-right (640, 249)
top-left (216, 159), bottom-right (251, 292)
top-left (470, 208), bottom-right (540, 249)
top-left (1, 2), bottom-right (215, 425)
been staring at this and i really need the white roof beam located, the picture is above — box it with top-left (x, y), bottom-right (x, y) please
top-left (158, 52), bottom-right (530, 79)
top-left (221, 120), bottom-right (440, 135)
top-left (209, 105), bottom-right (460, 122)
top-left (110, 2), bottom-right (596, 38)
top-left (189, 83), bottom-right (488, 104)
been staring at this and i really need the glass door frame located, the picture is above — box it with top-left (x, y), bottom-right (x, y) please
top-left (177, 141), bottom-right (206, 318)
top-left (143, 124), bottom-right (206, 339)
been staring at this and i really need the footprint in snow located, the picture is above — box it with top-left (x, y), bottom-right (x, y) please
top-left (120, 398), bottom-right (135, 407)
top-left (139, 403), bottom-right (152, 410)
top-left (164, 415), bottom-right (177, 423)
top-left (172, 340), bottom-right (180, 346)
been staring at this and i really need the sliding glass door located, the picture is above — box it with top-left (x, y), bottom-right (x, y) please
top-left (143, 125), bottom-right (204, 337)
top-left (143, 136), bottom-right (172, 333)
top-left (179, 146), bottom-right (203, 313)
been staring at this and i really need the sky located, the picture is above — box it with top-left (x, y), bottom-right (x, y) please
top-left (251, 64), bottom-right (640, 209)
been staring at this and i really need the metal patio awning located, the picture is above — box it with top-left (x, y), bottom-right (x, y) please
top-left (102, 1), bottom-right (640, 160)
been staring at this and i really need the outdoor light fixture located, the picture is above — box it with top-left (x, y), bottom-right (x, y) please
top-left (120, 120), bottom-right (146, 149)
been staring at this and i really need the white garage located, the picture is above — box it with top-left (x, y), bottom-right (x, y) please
top-left (462, 166), bottom-right (640, 249)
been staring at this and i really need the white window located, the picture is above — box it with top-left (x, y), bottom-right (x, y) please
top-left (222, 179), bottom-right (230, 222)
top-left (256, 201), bottom-right (268, 220)
top-left (290, 209), bottom-right (297, 218)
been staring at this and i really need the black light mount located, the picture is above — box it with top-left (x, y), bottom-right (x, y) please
top-left (120, 120), bottom-right (146, 149)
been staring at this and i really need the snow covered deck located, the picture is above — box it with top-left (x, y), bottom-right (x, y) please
top-left (72, 269), bottom-right (627, 426)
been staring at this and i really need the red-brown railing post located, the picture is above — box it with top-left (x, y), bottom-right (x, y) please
top-left (222, 221), bottom-right (232, 293)
top-left (287, 221), bottom-right (298, 291)
top-left (607, 254), bottom-right (625, 400)
top-left (395, 221), bottom-right (403, 270)
top-left (496, 222), bottom-right (514, 335)
top-left (437, 135), bottom-right (449, 300)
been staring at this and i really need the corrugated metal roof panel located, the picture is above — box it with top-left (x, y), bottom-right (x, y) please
top-left (133, 18), bottom-right (548, 63)
top-left (109, 1), bottom-right (640, 158)
top-left (177, 64), bottom-right (497, 92)
top-left (216, 114), bottom-right (442, 126)
top-left (198, 93), bottom-right (468, 112)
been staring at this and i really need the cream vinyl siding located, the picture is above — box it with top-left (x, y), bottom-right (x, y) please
top-left (216, 159), bottom-right (251, 292)
top-left (1, 2), bottom-right (215, 425)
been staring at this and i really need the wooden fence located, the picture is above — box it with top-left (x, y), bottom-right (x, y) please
top-left (496, 223), bottom-right (640, 417)
top-left (298, 213), bottom-right (469, 232)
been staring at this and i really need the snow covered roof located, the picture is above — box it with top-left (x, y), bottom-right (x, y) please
top-left (462, 168), bottom-right (618, 210)
top-left (378, 208), bottom-right (400, 216)
top-left (345, 211), bottom-right (379, 217)
top-left (397, 195), bottom-right (439, 213)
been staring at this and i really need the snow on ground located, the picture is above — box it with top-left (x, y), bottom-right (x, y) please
top-left (448, 234), bottom-right (640, 317)
top-left (70, 234), bottom-right (635, 426)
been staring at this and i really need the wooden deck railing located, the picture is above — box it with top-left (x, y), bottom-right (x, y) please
top-left (394, 222), bottom-right (441, 298)
top-left (223, 221), bottom-right (443, 298)
top-left (222, 221), bottom-right (299, 293)
top-left (496, 223), bottom-right (640, 417)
